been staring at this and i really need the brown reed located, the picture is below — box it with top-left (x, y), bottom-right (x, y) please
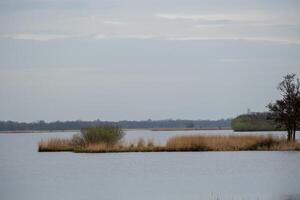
top-left (39, 135), bottom-right (300, 153)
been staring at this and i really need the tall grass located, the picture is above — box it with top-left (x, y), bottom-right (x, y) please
top-left (39, 132), bottom-right (300, 153)
top-left (165, 135), bottom-right (282, 151)
top-left (38, 138), bottom-right (73, 152)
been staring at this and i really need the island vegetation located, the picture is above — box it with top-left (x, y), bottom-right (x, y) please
top-left (231, 112), bottom-right (282, 132)
top-left (39, 126), bottom-right (300, 153)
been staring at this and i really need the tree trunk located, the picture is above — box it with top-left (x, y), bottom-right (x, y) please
top-left (292, 128), bottom-right (296, 141)
top-left (287, 129), bottom-right (292, 142)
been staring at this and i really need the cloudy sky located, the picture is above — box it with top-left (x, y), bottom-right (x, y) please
top-left (0, 0), bottom-right (300, 122)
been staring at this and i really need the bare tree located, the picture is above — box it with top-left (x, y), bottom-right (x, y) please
top-left (267, 74), bottom-right (300, 142)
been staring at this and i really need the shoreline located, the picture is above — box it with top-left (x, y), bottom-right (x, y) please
top-left (0, 127), bottom-right (295, 133)
top-left (150, 127), bottom-right (232, 131)
top-left (39, 148), bottom-right (300, 153)
top-left (0, 128), bottom-right (233, 134)
top-left (0, 130), bottom-right (79, 134)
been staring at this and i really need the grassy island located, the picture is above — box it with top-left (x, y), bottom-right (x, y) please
top-left (38, 126), bottom-right (300, 153)
top-left (231, 112), bottom-right (282, 132)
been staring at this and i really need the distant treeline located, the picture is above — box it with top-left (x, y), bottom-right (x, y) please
top-left (0, 119), bottom-right (231, 131)
top-left (231, 112), bottom-right (284, 131)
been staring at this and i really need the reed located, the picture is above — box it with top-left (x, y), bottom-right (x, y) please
top-left (38, 134), bottom-right (300, 153)
top-left (165, 135), bottom-right (282, 151)
top-left (38, 138), bottom-right (73, 152)
top-left (73, 139), bottom-right (163, 153)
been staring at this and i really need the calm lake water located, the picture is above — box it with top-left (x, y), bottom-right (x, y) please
top-left (0, 130), bottom-right (300, 200)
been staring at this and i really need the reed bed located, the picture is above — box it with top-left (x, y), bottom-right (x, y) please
top-left (166, 135), bottom-right (285, 151)
top-left (39, 134), bottom-right (300, 153)
top-left (38, 138), bottom-right (73, 152)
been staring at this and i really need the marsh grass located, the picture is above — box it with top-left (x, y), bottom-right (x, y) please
top-left (38, 138), bottom-right (73, 152)
top-left (165, 135), bottom-right (282, 151)
top-left (39, 134), bottom-right (300, 153)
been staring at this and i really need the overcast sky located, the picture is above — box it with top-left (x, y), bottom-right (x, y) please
top-left (0, 0), bottom-right (300, 122)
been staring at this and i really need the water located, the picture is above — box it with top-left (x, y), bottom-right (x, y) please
top-left (0, 130), bottom-right (300, 200)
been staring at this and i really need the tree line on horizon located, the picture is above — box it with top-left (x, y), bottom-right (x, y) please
top-left (0, 119), bottom-right (231, 131)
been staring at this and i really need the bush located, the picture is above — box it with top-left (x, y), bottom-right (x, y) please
top-left (71, 133), bottom-right (86, 147)
top-left (80, 126), bottom-right (124, 145)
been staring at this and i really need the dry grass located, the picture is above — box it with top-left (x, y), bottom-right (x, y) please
top-left (268, 141), bottom-right (300, 151)
top-left (166, 135), bottom-right (283, 151)
top-left (38, 138), bottom-right (73, 152)
top-left (74, 140), bottom-right (164, 153)
top-left (137, 138), bottom-right (145, 148)
top-left (74, 143), bottom-right (123, 153)
top-left (38, 134), bottom-right (300, 153)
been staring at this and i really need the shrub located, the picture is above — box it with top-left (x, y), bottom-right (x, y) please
top-left (80, 126), bottom-right (124, 145)
top-left (71, 133), bottom-right (86, 147)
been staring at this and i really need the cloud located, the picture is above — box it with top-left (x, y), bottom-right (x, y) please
top-left (1, 33), bottom-right (73, 41)
top-left (103, 20), bottom-right (127, 25)
top-left (94, 34), bottom-right (300, 45)
top-left (94, 34), bottom-right (107, 40)
top-left (155, 13), bottom-right (252, 22)
top-left (219, 58), bottom-right (244, 63)
top-left (94, 34), bottom-right (155, 40)
top-left (2, 33), bottom-right (300, 46)
top-left (193, 22), bottom-right (300, 29)
top-left (166, 36), bottom-right (300, 45)
top-left (194, 24), bottom-right (227, 28)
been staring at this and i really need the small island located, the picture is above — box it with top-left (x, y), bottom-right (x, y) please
top-left (38, 126), bottom-right (300, 153)
top-left (39, 74), bottom-right (300, 153)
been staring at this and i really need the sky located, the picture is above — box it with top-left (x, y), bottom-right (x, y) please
top-left (0, 0), bottom-right (300, 122)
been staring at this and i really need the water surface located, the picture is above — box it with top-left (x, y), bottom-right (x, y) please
top-left (0, 130), bottom-right (299, 200)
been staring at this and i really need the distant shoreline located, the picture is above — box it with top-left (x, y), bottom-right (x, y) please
top-left (150, 127), bottom-right (232, 131)
top-left (1, 128), bottom-right (295, 134)
top-left (0, 127), bottom-right (233, 134)
top-left (0, 130), bottom-right (79, 134)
